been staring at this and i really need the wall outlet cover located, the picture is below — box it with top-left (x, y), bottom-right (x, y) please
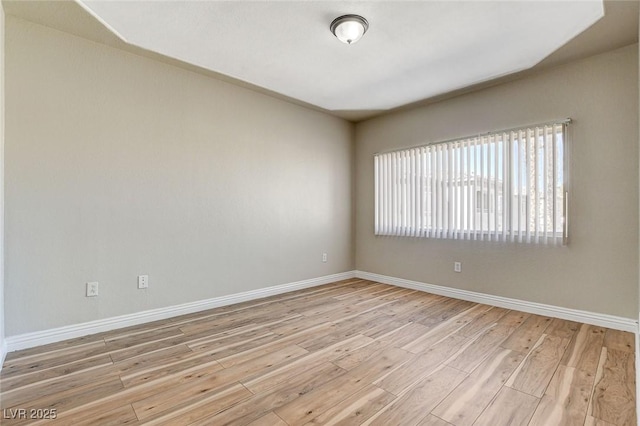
top-left (138, 275), bottom-right (149, 289)
top-left (86, 282), bottom-right (99, 297)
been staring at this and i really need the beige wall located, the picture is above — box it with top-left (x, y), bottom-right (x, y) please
top-left (355, 44), bottom-right (639, 319)
top-left (5, 17), bottom-right (354, 336)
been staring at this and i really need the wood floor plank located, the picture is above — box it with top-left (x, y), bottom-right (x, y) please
top-left (247, 411), bottom-right (288, 426)
top-left (119, 349), bottom-right (223, 388)
top-left (561, 324), bottom-right (606, 374)
top-left (303, 384), bottom-right (396, 426)
top-left (188, 330), bottom-right (279, 355)
top-left (377, 322), bottom-right (432, 348)
top-left (0, 363), bottom-right (119, 409)
top-left (55, 403), bottom-right (138, 426)
top-left (375, 334), bottom-right (468, 395)
top-left (109, 335), bottom-right (192, 363)
top-left (416, 414), bottom-right (454, 426)
top-left (472, 386), bottom-right (539, 426)
top-left (190, 362), bottom-right (346, 426)
top-left (400, 304), bottom-right (488, 354)
top-left (603, 329), bottom-right (635, 353)
top-left (136, 382), bottom-right (252, 425)
top-left (366, 366), bottom-right (467, 426)
top-left (332, 283), bottom-right (388, 301)
top-left (242, 334), bottom-right (374, 394)
top-left (0, 341), bottom-right (110, 379)
top-left (361, 318), bottom-right (408, 340)
top-left (213, 326), bottom-right (328, 367)
top-left (375, 288), bottom-right (416, 301)
top-left (268, 314), bottom-right (332, 336)
top-left (293, 298), bottom-right (347, 317)
top-left (528, 365), bottom-right (593, 426)
top-left (131, 344), bottom-right (307, 420)
top-left (505, 334), bottom-right (570, 398)
top-left (445, 310), bottom-right (527, 373)
top-left (500, 314), bottom-right (552, 354)
top-left (432, 347), bottom-right (524, 426)
top-left (453, 306), bottom-right (510, 338)
top-left (2, 333), bottom-right (105, 363)
top-left (590, 347), bottom-right (637, 425)
top-left (0, 353), bottom-right (114, 393)
top-left (114, 344), bottom-right (192, 375)
top-left (412, 299), bottom-right (476, 327)
top-left (545, 318), bottom-right (580, 339)
top-left (36, 359), bottom-right (253, 425)
top-left (104, 326), bottom-right (185, 351)
top-left (275, 346), bottom-right (412, 425)
top-left (296, 311), bottom-right (385, 352)
top-left (332, 339), bottom-right (392, 371)
top-left (1, 280), bottom-right (634, 426)
top-left (3, 375), bottom-right (124, 426)
top-left (584, 415), bottom-right (617, 426)
top-left (379, 294), bottom-right (441, 318)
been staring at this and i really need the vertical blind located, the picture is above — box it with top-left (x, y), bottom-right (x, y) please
top-left (374, 121), bottom-right (569, 245)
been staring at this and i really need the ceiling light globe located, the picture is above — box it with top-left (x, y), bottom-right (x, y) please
top-left (330, 15), bottom-right (369, 45)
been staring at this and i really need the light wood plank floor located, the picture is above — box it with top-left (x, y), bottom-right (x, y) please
top-left (0, 279), bottom-right (636, 425)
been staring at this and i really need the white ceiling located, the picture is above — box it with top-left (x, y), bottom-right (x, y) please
top-left (75, 1), bottom-right (605, 113)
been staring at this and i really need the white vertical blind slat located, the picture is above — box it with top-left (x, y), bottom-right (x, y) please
top-left (385, 153), bottom-right (391, 235)
top-left (523, 130), bottom-right (528, 243)
top-left (378, 154), bottom-right (382, 234)
top-left (437, 147), bottom-right (441, 238)
top-left (374, 156), bottom-right (380, 234)
top-left (392, 152), bottom-right (397, 235)
top-left (400, 150), bottom-right (406, 236)
top-left (413, 149), bottom-right (419, 237)
top-left (412, 148), bottom-right (418, 237)
top-left (479, 137), bottom-right (485, 241)
top-left (508, 132), bottom-right (514, 242)
top-left (466, 140), bottom-right (471, 240)
top-left (552, 127), bottom-right (557, 245)
top-left (531, 127), bottom-right (540, 243)
top-left (487, 137), bottom-right (491, 240)
top-left (474, 137), bottom-right (479, 240)
top-left (502, 133), bottom-right (509, 242)
top-left (431, 145), bottom-right (436, 238)
top-left (448, 143), bottom-right (454, 239)
top-left (458, 142), bottom-right (463, 240)
top-left (452, 143), bottom-right (457, 239)
top-left (493, 136), bottom-right (498, 240)
top-left (438, 144), bottom-right (442, 239)
top-left (408, 150), bottom-right (414, 236)
top-left (420, 150), bottom-right (425, 237)
top-left (493, 135), bottom-right (504, 241)
top-left (443, 146), bottom-right (449, 238)
top-left (517, 131), bottom-right (526, 243)
top-left (542, 127), bottom-right (549, 244)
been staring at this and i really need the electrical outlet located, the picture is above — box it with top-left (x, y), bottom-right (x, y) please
top-left (138, 275), bottom-right (149, 289)
top-left (454, 262), bottom-right (462, 273)
top-left (322, 253), bottom-right (327, 263)
top-left (86, 282), bottom-right (99, 297)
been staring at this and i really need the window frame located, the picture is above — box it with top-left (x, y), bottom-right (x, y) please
top-left (373, 120), bottom-right (570, 245)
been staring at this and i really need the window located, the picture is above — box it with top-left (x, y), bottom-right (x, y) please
top-left (374, 121), bottom-right (568, 245)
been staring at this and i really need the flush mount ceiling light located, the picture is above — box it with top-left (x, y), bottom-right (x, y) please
top-left (330, 14), bottom-right (369, 45)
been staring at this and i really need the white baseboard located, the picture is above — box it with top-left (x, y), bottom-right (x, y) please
top-left (5, 271), bottom-right (356, 352)
top-left (5, 269), bottom-right (636, 354)
top-left (356, 270), bottom-right (637, 333)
